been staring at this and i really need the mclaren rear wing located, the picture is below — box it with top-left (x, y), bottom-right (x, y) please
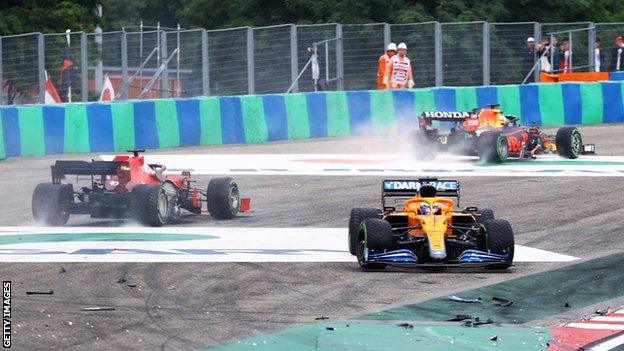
top-left (381, 178), bottom-right (460, 211)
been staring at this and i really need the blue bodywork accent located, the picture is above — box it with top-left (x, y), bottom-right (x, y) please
top-left (368, 249), bottom-right (419, 262)
top-left (458, 249), bottom-right (509, 263)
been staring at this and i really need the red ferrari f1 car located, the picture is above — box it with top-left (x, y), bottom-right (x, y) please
top-left (414, 104), bottom-right (595, 163)
top-left (32, 150), bottom-right (249, 226)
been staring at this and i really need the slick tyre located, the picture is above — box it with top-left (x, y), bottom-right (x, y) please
top-left (207, 177), bottom-right (240, 220)
top-left (32, 182), bottom-right (73, 226)
top-left (482, 218), bottom-right (514, 269)
top-left (555, 126), bottom-right (582, 159)
top-left (348, 208), bottom-right (380, 255)
top-left (132, 184), bottom-right (170, 227)
top-left (356, 218), bottom-right (394, 270)
top-left (478, 131), bottom-right (508, 163)
top-left (412, 129), bottom-right (438, 160)
top-left (475, 208), bottom-right (494, 224)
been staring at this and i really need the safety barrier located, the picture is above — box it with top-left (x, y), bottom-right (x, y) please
top-left (1, 81), bottom-right (624, 159)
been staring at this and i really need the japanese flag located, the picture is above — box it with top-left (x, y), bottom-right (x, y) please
top-left (100, 74), bottom-right (115, 102)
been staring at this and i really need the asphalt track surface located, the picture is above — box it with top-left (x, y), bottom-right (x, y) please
top-left (1, 124), bottom-right (624, 350)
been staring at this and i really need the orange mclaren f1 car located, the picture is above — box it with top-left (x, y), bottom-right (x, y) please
top-left (414, 104), bottom-right (595, 163)
top-left (348, 179), bottom-right (514, 270)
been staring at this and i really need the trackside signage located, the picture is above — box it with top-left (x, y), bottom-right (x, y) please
top-left (383, 180), bottom-right (459, 192)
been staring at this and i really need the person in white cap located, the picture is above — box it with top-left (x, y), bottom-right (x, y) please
top-left (376, 42), bottom-right (396, 89)
top-left (523, 37), bottom-right (536, 76)
top-left (384, 42), bottom-right (414, 89)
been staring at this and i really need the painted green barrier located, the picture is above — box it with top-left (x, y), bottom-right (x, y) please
top-left (2, 82), bottom-right (624, 159)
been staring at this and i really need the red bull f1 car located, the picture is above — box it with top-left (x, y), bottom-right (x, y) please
top-left (32, 149), bottom-right (249, 226)
top-left (414, 104), bottom-right (595, 163)
top-left (348, 179), bottom-right (514, 270)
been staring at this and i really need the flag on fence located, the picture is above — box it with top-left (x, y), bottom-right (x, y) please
top-left (59, 41), bottom-right (74, 102)
top-left (100, 74), bottom-right (115, 101)
top-left (44, 71), bottom-right (62, 104)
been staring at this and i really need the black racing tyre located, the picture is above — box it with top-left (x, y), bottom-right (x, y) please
top-left (478, 131), bottom-right (508, 163)
top-left (131, 184), bottom-right (169, 227)
top-left (475, 208), bottom-right (495, 224)
top-left (207, 177), bottom-right (240, 220)
top-left (555, 126), bottom-right (582, 159)
top-left (482, 218), bottom-right (514, 269)
top-left (348, 208), bottom-right (380, 255)
top-left (412, 129), bottom-right (438, 160)
top-left (32, 183), bottom-right (73, 226)
top-left (356, 218), bottom-right (394, 270)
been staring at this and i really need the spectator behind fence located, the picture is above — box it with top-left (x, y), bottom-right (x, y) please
top-left (384, 42), bottom-right (414, 89)
top-left (612, 35), bottom-right (624, 71)
top-left (376, 43), bottom-right (396, 89)
top-left (536, 36), bottom-right (552, 72)
top-left (550, 36), bottom-right (562, 73)
top-left (523, 37), bottom-right (536, 76)
top-left (595, 38), bottom-right (604, 72)
top-left (560, 37), bottom-right (571, 73)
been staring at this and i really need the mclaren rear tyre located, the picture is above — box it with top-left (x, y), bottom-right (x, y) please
top-left (348, 208), bottom-right (380, 255)
top-left (555, 126), bottom-right (582, 159)
top-left (32, 182), bottom-right (73, 226)
top-left (483, 218), bottom-right (514, 269)
top-left (412, 129), bottom-right (438, 160)
top-left (356, 218), bottom-right (394, 270)
top-left (207, 177), bottom-right (240, 220)
top-left (132, 184), bottom-right (170, 227)
top-left (478, 131), bottom-right (508, 163)
top-left (475, 208), bottom-right (495, 224)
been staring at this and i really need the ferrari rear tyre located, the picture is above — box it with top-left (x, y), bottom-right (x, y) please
top-left (356, 218), bottom-right (394, 270)
top-left (478, 131), bottom-right (508, 163)
top-left (412, 129), bottom-right (438, 160)
top-left (483, 219), bottom-right (514, 269)
top-left (475, 208), bottom-right (494, 224)
top-left (555, 126), bottom-right (582, 159)
top-left (207, 177), bottom-right (240, 220)
top-left (32, 182), bottom-right (73, 226)
top-left (132, 184), bottom-right (169, 227)
top-left (348, 208), bottom-right (380, 255)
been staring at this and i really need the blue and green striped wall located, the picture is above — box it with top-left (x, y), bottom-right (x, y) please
top-left (1, 81), bottom-right (624, 159)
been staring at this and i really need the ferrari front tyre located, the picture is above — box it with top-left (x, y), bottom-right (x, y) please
top-left (131, 184), bottom-right (169, 227)
top-left (555, 126), bottom-right (582, 159)
top-left (478, 131), bottom-right (508, 163)
top-left (32, 183), bottom-right (73, 226)
top-left (348, 208), bottom-right (380, 255)
top-left (356, 218), bottom-right (394, 270)
top-left (207, 177), bottom-right (240, 220)
top-left (412, 129), bottom-right (438, 160)
top-left (482, 218), bottom-right (514, 269)
top-left (475, 208), bottom-right (495, 224)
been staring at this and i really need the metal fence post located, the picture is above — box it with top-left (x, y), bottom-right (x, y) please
top-left (434, 22), bottom-right (442, 86)
top-left (80, 32), bottom-right (88, 102)
top-left (588, 22), bottom-right (596, 72)
top-left (534, 22), bottom-right (541, 82)
top-left (202, 29), bottom-right (209, 96)
top-left (336, 23), bottom-right (344, 90)
top-left (483, 22), bottom-right (490, 86)
top-left (383, 23), bottom-right (390, 48)
top-left (0, 36), bottom-right (3, 105)
top-left (290, 24), bottom-right (298, 93)
top-left (161, 31), bottom-right (169, 98)
top-left (38, 33), bottom-right (45, 104)
top-left (121, 30), bottom-right (128, 100)
top-left (247, 27), bottom-right (254, 95)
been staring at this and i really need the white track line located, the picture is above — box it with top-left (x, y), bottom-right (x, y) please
top-left (0, 227), bottom-right (578, 263)
top-left (99, 154), bottom-right (624, 177)
top-left (566, 323), bottom-right (624, 331)
top-left (587, 333), bottom-right (624, 351)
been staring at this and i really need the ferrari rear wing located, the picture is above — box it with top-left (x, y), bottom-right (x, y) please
top-left (381, 178), bottom-right (460, 211)
top-left (51, 160), bottom-right (118, 183)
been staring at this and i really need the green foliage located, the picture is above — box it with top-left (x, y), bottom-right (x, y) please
top-left (0, 0), bottom-right (101, 35)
